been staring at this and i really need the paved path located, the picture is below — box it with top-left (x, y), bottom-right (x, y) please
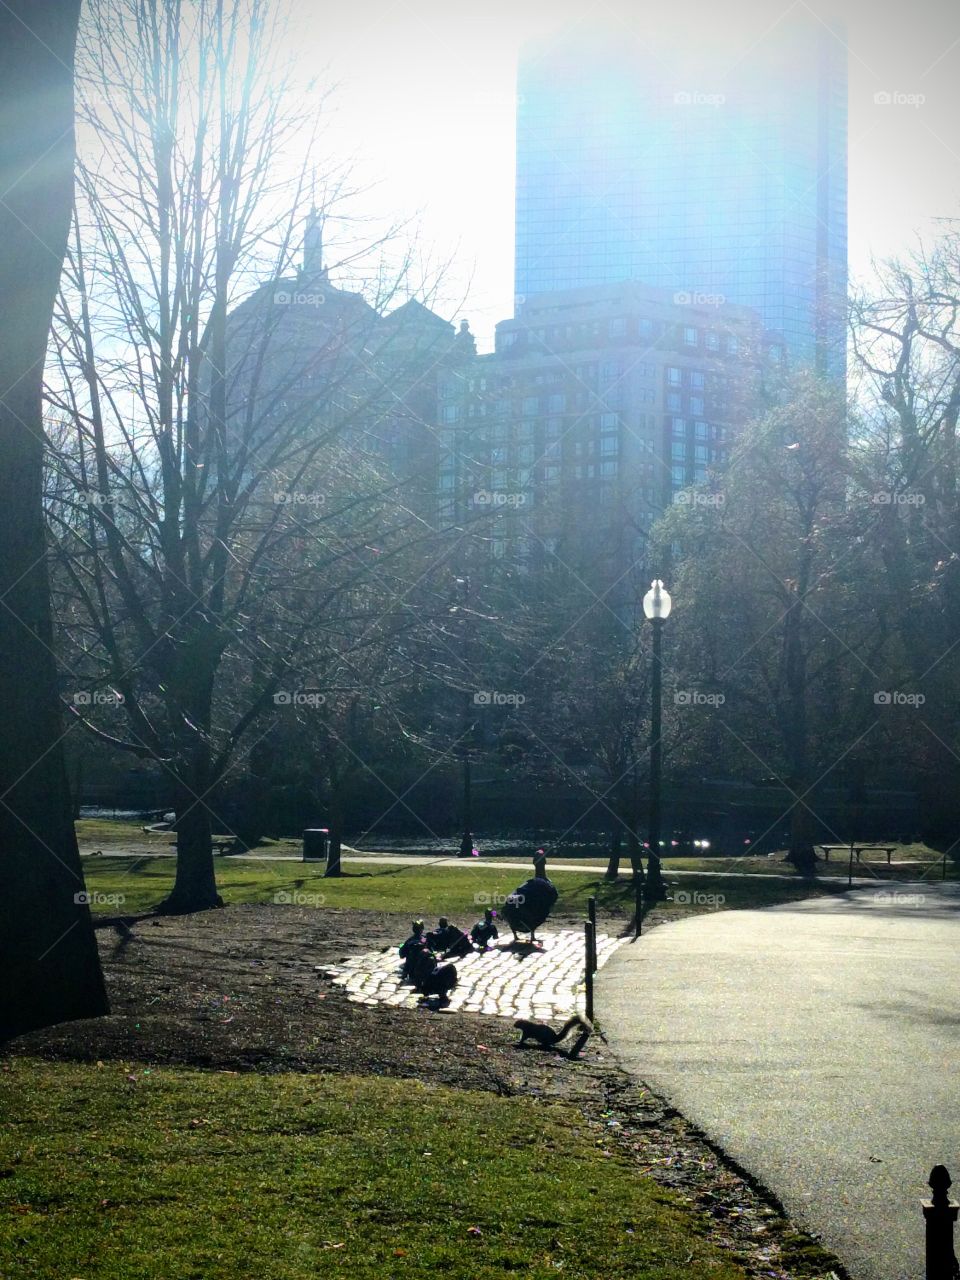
top-left (321, 928), bottom-right (621, 1020)
top-left (596, 883), bottom-right (960, 1280)
top-left (81, 846), bottom-right (940, 889)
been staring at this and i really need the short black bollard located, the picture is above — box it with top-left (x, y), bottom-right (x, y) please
top-left (583, 920), bottom-right (595, 1023)
top-left (923, 1165), bottom-right (959, 1280)
top-left (303, 828), bottom-right (329, 863)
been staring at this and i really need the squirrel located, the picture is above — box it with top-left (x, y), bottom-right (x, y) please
top-left (514, 1014), bottom-right (593, 1058)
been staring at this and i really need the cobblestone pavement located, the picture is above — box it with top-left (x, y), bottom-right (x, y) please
top-left (321, 929), bottom-right (623, 1020)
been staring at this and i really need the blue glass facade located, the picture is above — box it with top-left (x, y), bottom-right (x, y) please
top-left (515, 20), bottom-right (847, 378)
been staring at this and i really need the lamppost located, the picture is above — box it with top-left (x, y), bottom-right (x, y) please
top-left (643, 578), bottom-right (672, 903)
top-left (456, 576), bottom-right (474, 857)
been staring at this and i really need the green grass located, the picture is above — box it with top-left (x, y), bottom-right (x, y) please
top-left (78, 853), bottom-right (829, 919)
top-left (0, 1059), bottom-right (749, 1280)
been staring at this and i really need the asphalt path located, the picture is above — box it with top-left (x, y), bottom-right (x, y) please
top-left (79, 846), bottom-right (942, 889)
top-left (596, 884), bottom-right (960, 1280)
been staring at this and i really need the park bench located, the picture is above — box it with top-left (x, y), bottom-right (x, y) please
top-left (819, 843), bottom-right (950, 882)
top-left (819, 844), bottom-right (898, 864)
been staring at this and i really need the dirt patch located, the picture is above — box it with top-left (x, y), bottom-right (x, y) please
top-left (4, 903), bottom-right (843, 1280)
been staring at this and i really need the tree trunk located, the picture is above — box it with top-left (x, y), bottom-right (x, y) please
top-left (161, 775), bottom-right (223, 914)
top-left (604, 827), bottom-right (622, 880)
top-left (0, 0), bottom-right (110, 1039)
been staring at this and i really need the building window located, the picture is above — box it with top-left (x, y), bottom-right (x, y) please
top-left (695, 421), bottom-right (709, 440)
top-left (705, 331), bottom-right (719, 351)
top-left (666, 366), bottom-right (681, 386)
top-left (600, 412), bottom-right (618, 430)
top-left (601, 361), bottom-right (620, 381)
top-left (690, 370), bottom-right (704, 389)
top-left (671, 466), bottom-right (685, 485)
top-left (671, 442), bottom-right (686, 460)
top-left (547, 393), bottom-right (566, 413)
top-left (601, 436), bottom-right (619, 455)
top-left (522, 396), bottom-right (539, 414)
top-left (726, 334), bottom-right (739, 354)
top-left (672, 417), bottom-right (687, 437)
top-left (441, 405), bottom-right (459, 423)
top-left (600, 459), bottom-right (618, 476)
top-left (609, 317), bottom-right (627, 338)
top-left (666, 392), bottom-right (681, 411)
top-left (683, 326), bottom-right (698, 346)
top-left (695, 444), bottom-right (708, 462)
top-left (689, 396), bottom-right (704, 416)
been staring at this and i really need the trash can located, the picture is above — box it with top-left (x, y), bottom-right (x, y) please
top-left (303, 828), bottom-right (329, 862)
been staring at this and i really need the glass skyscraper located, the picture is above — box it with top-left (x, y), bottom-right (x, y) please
top-left (514, 17), bottom-right (847, 378)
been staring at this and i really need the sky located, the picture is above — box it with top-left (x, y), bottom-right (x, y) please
top-left (287, 0), bottom-right (960, 351)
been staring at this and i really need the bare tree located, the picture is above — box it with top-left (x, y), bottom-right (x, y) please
top-left (45, 0), bottom-right (460, 912)
top-left (658, 372), bottom-right (886, 872)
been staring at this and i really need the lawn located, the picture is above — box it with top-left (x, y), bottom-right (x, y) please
top-left (0, 1060), bottom-right (749, 1280)
top-left (77, 853), bottom-right (831, 919)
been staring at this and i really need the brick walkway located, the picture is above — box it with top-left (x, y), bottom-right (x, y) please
top-left (320, 929), bottom-right (623, 1020)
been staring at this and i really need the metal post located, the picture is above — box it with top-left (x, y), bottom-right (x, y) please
top-left (458, 729), bottom-right (473, 857)
top-left (584, 921), bottom-right (595, 1023)
top-left (923, 1165), bottom-right (959, 1280)
top-left (588, 895), bottom-right (597, 972)
top-left (848, 844), bottom-right (854, 890)
top-left (457, 574), bottom-right (474, 858)
top-left (646, 616), bottom-right (666, 902)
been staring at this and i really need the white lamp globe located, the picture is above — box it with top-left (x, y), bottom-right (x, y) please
top-left (642, 579), bottom-right (672, 621)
